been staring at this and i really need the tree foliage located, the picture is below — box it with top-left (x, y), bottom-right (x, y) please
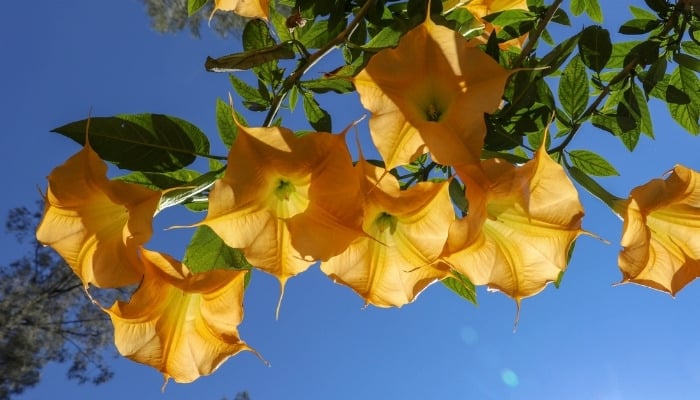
top-left (0, 205), bottom-right (119, 400)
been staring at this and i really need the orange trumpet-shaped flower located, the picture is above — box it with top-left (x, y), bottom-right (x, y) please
top-left (617, 165), bottom-right (700, 295)
top-left (321, 161), bottom-right (454, 307)
top-left (36, 143), bottom-right (161, 288)
top-left (199, 121), bottom-right (363, 303)
top-left (106, 249), bottom-right (255, 384)
top-left (444, 143), bottom-right (585, 305)
top-left (209, 0), bottom-right (269, 21)
top-left (353, 16), bottom-right (512, 170)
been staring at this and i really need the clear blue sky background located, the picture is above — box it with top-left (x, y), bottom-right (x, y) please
top-left (3, 1), bottom-right (700, 399)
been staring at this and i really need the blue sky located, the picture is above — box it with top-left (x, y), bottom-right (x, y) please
top-left (3, 1), bottom-right (700, 400)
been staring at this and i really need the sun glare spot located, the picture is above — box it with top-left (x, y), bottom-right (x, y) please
top-left (501, 369), bottom-right (519, 387)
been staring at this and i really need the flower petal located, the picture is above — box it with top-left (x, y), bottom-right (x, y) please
top-left (445, 143), bottom-right (585, 303)
top-left (321, 162), bottom-right (453, 307)
top-left (354, 17), bottom-right (512, 169)
top-left (36, 143), bottom-right (160, 288)
top-left (106, 249), bottom-right (254, 384)
top-left (618, 165), bottom-right (700, 295)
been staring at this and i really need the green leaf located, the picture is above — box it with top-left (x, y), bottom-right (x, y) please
top-left (570, 0), bottom-right (602, 22)
top-left (205, 42), bottom-right (295, 72)
top-left (288, 85), bottom-right (299, 112)
top-left (674, 53), bottom-right (700, 73)
top-left (301, 76), bottom-right (355, 94)
top-left (570, 0), bottom-right (585, 16)
top-left (187, 0), bottom-right (208, 16)
top-left (624, 40), bottom-right (660, 67)
top-left (302, 91), bottom-right (332, 131)
top-left (607, 40), bottom-right (642, 68)
top-left (242, 19), bottom-right (286, 86)
top-left (558, 55), bottom-right (589, 119)
top-left (538, 32), bottom-right (581, 76)
top-left (183, 226), bottom-right (252, 274)
top-left (157, 169), bottom-right (223, 211)
top-left (617, 87), bottom-right (641, 133)
top-left (363, 24), bottom-right (405, 50)
top-left (668, 66), bottom-right (700, 134)
top-left (228, 74), bottom-right (271, 111)
top-left (567, 150), bottom-right (619, 176)
top-left (52, 114), bottom-right (209, 172)
top-left (681, 40), bottom-right (700, 56)
top-left (631, 82), bottom-right (654, 138)
top-left (299, 19), bottom-right (346, 50)
top-left (578, 26), bottom-right (612, 73)
top-left (585, 0), bottom-right (603, 23)
top-left (448, 179), bottom-right (468, 215)
top-left (117, 169), bottom-right (202, 190)
top-left (215, 98), bottom-right (238, 148)
top-left (441, 271), bottom-right (477, 305)
top-left (642, 56), bottom-right (667, 95)
top-left (619, 18), bottom-right (662, 35)
top-left (629, 5), bottom-right (658, 20)
top-left (644, 0), bottom-right (670, 14)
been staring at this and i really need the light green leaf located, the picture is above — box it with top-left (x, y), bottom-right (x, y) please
top-left (183, 226), bottom-right (252, 274)
top-left (567, 150), bottom-right (619, 176)
top-left (558, 55), bottom-right (589, 119)
top-left (668, 66), bottom-right (700, 134)
top-left (215, 98), bottom-right (238, 148)
top-left (187, 0), bottom-right (208, 16)
top-left (302, 91), bottom-right (332, 132)
top-left (442, 271), bottom-right (477, 305)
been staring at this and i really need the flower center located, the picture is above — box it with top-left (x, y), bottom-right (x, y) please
top-left (374, 212), bottom-right (398, 234)
top-left (425, 102), bottom-right (443, 122)
top-left (274, 179), bottom-right (296, 201)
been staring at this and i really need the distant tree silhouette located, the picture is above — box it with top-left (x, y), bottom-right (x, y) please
top-left (139, 0), bottom-right (248, 37)
top-left (0, 204), bottom-right (122, 400)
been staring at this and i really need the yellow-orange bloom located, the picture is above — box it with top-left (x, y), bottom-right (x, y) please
top-left (106, 249), bottom-right (255, 384)
top-left (353, 17), bottom-right (512, 170)
top-left (617, 165), bottom-right (700, 295)
top-left (444, 143), bottom-right (585, 304)
top-left (200, 121), bottom-right (363, 302)
top-left (36, 143), bottom-right (161, 288)
top-left (321, 161), bottom-right (453, 307)
top-left (210, 0), bottom-right (269, 21)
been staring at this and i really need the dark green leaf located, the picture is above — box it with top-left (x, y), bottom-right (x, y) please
top-left (619, 18), bottom-right (662, 35)
top-left (538, 32), bottom-right (581, 76)
top-left (183, 226), bottom-right (252, 274)
top-left (441, 271), bottom-right (477, 305)
top-left (617, 87), bottom-right (642, 132)
top-left (302, 91), bottom-right (332, 131)
top-left (674, 53), bottom-right (700, 73)
top-left (301, 76), bottom-right (355, 94)
top-left (215, 98), bottom-right (238, 148)
top-left (205, 42), bottom-right (295, 72)
top-left (551, 9), bottom-right (571, 26)
top-left (567, 149), bottom-right (619, 176)
top-left (228, 75), bottom-right (271, 112)
top-left (448, 179), bottom-right (468, 215)
top-left (665, 84), bottom-right (690, 104)
top-left (644, 0), bottom-right (669, 14)
top-left (624, 40), bottom-right (660, 67)
top-left (642, 57), bottom-right (667, 95)
top-left (187, 0), bottom-right (208, 16)
top-left (631, 82), bottom-right (654, 138)
top-left (558, 55), bottom-right (589, 119)
top-left (578, 26), bottom-right (612, 73)
top-left (52, 114), bottom-right (209, 172)
top-left (607, 40), bottom-right (642, 68)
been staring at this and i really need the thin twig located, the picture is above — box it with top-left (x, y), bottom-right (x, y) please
top-left (263, 0), bottom-right (377, 127)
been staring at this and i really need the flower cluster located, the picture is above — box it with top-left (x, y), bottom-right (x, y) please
top-left (35, 0), bottom-right (700, 385)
